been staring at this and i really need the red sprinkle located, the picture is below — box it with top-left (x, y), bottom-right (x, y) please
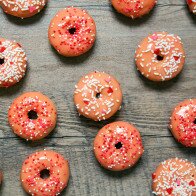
top-left (174, 56), bottom-right (180, 61)
top-left (107, 87), bottom-right (113, 94)
top-left (83, 100), bottom-right (89, 105)
top-left (166, 187), bottom-right (173, 194)
top-left (187, 0), bottom-right (193, 4)
top-left (189, 180), bottom-right (195, 186)
top-left (29, 6), bottom-right (36, 13)
top-left (0, 47), bottom-right (6, 53)
top-left (152, 173), bottom-right (156, 179)
top-left (154, 49), bottom-right (160, 55)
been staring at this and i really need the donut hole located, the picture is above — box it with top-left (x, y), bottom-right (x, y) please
top-left (194, 118), bottom-right (196, 124)
top-left (28, 110), bottom-right (38, 120)
top-left (0, 58), bottom-right (4, 65)
top-left (96, 93), bottom-right (101, 99)
top-left (40, 169), bottom-right (50, 179)
top-left (115, 142), bottom-right (123, 149)
top-left (68, 27), bottom-right (76, 35)
top-left (156, 55), bottom-right (164, 61)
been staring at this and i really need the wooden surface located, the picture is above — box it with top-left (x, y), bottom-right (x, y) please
top-left (0, 0), bottom-right (196, 195)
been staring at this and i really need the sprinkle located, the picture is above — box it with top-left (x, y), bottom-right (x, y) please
top-left (166, 188), bottom-right (173, 194)
top-left (107, 87), bottom-right (113, 94)
top-left (151, 35), bottom-right (158, 40)
top-left (29, 6), bottom-right (36, 13)
top-left (154, 48), bottom-right (160, 55)
top-left (0, 46), bottom-right (6, 52)
top-left (189, 180), bottom-right (195, 186)
top-left (83, 100), bottom-right (89, 105)
top-left (173, 56), bottom-right (180, 61)
top-left (152, 173), bottom-right (156, 179)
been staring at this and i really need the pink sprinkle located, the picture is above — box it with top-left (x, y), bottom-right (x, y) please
top-left (102, 110), bottom-right (106, 114)
top-left (29, 6), bottom-right (36, 13)
top-left (105, 78), bottom-right (111, 83)
top-left (151, 35), bottom-right (158, 41)
top-left (176, 179), bottom-right (180, 186)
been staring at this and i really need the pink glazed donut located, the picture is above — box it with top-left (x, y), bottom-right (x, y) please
top-left (187, 0), bottom-right (196, 14)
top-left (111, 0), bottom-right (157, 19)
top-left (169, 99), bottom-right (196, 147)
top-left (48, 7), bottom-right (96, 57)
top-left (21, 150), bottom-right (70, 196)
top-left (0, 0), bottom-right (47, 18)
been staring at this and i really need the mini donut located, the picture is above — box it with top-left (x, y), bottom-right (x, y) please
top-left (152, 158), bottom-right (196, 196)
top-left (111, 0), bottom-right (157, 19)
top-left (0, 38), bottom-right (27, 88)
top-left (0, 0), bottom-right (47, 18)
top-left (187, 0), bottom-right (196, 14)
top-left (48, 7), bottom-right (96, 57)
top-left (21, 150), bottom-right (69, 196)
top-left (169, 99), bottom-right (196, 147)
top-left (135, 32), bottom-right (185, 82)
top-left (74, 71), bottom-right (122, 121)
top-left (94, 121), bottom-right (144, 171)
top-left (8, 92), bottom-right (57, 141)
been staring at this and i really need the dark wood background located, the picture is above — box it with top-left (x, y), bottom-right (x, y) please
top-left (0, 0), bottom-right (195, 195)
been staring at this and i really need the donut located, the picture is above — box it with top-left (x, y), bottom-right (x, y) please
top-left (187, 0), bottom-right (196, 14)
top-left (8, 92), bottom-right (57, 141)
top-left (93, 121), bottom-right (144, 171)
top-left (21, 150), bottom-right (69, 196)
top-left (135, 32), bottom-right (185, 82)
top-left (152, 158), bottom-right (196, 196)
top-left (48, 7), bottom-right (96, 57)
top-left (74, 71), bottom-right (122, 121)
top-left (0, 38), bottom-right (27, 88)
top-left (169, 99), bottom-right (196, 147)
top-left (0, 0), bottom-right (47, 18)
top-left (111, 0), bottom-right (157, 19)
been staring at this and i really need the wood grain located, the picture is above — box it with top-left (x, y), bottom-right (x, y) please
top-left (0, 0), bottom-right (195, 195)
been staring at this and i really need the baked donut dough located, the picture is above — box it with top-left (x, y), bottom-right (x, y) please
top-left (111, 0), bottom-right (157, 19)
top-left (21, 150), bottom-right (69, 196)
top-left (0, 0), bottom-right (47, 18)
top-left (94, 121), bottom-right (144, 171)
top-left (135, 32), bottom-right (185, 81)
top-left (8, 92), bottom-right (57, 141)
top-left (74, 71), bottom-right (122, 121)
top-left (187, 0), bottom-right (196, 14)
top-left (169, 99), bottom-right (196, 147)
top-left (152, 158), bottom-right (196, 196)
top-left (48, 7), bottom-right (96, 57)
top-left (0, 38), bottom-right (27, 88)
